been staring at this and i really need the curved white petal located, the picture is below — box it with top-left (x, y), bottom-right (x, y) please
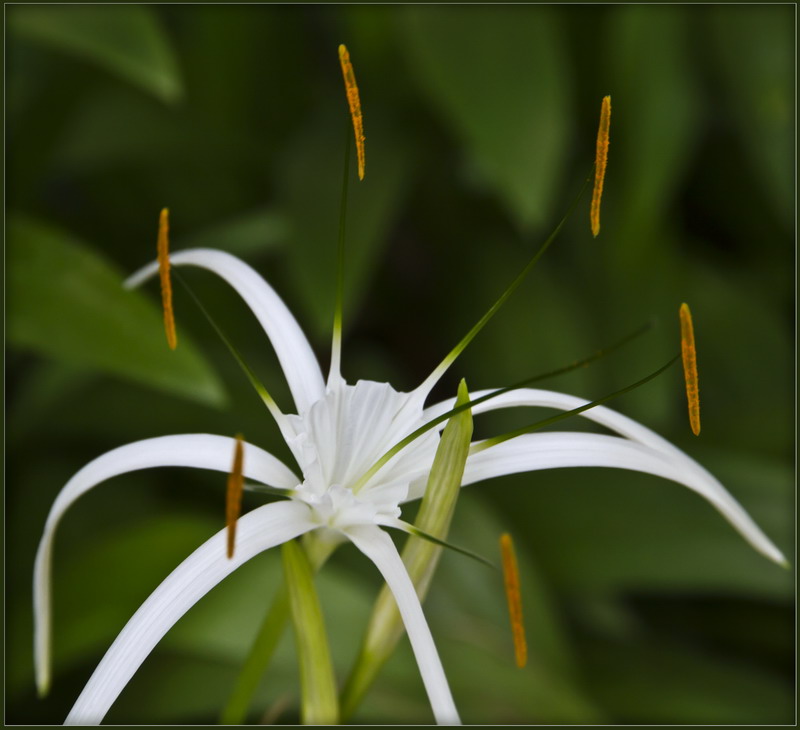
top-left (459, 432), bottom-right (785, 565)
top-left (34, 434), bottom-right (299, 695)
top-left (125, 248), bottom-right (325, 413)
top-left (64, 500), bottom-right (315, 725)
top-left (346, 525), bottom-right (460, 725)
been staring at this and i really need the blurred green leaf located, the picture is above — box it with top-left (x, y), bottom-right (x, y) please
top-left (489, 455), bottom-right (792, 599)
top-left (685, 262), bottom-right (792, 455)
top-left (603, 6), bottom-right (702, 267)
top-left (9, 5), bottom-right (183, 104)
top-left (179, 208), bottom-right (289, 257)
top-left (278, 108), bottom-right (414, 340)
top-left (442, 496), bottom-right (583, 687)
top-left (7, 513), bottom-right (219, 696)
top-left (399, 6), bottom-right (572, 231)
top-left (707, 5), bottom-right (793, 226)
top-left (581, 635), bottom-right (793, 723)
top-left (7, 215), bottom-right (225, 407)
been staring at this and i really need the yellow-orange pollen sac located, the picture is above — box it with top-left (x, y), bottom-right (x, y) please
top-left (500, 532), bottom-right (527, 668)
top-left (157, 208), bottom-right (177, 350)
top-left (338, 44), bottom-right (366, 181)
top-left (226, 435), bottom-right (246, 559)
top-left (591, 95), bottom-right (611, 238)
top-left (679, 303), bottom-right (701, 436)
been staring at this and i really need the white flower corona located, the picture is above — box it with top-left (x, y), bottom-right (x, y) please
top-left (34, 248), bottom-right (785, 726)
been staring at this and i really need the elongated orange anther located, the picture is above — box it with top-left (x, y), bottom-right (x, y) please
top-left (500, 533), bottom-right (527, 668)
top-left (591, 95), bottom-right (611, 238)
top-left (679, 303), bottom-right (701, 436)
top-left (226, 435), bottom-right (246, 559)
top-left (338, 44), bottom-right (365, 181)
top-left (157, 208), bottom-right (177, 350)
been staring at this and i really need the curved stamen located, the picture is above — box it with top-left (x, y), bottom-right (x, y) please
top-left (172, 271), bottom-right (294, 442)
top-left (472, 354), bottom-right (680, 453)
top-left (350, 322), bottom-right (651, 493)
top-left (413, 172), bottom-right (593, 406)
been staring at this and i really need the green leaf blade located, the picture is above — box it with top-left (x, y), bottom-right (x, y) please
top-left (7, 215), bottom-right (225, 407)
top-left (400, 6), bottom-right (572, 231)
top-left (9, 5), bottom-right (183, 104)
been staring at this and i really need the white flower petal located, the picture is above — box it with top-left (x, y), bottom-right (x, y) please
top-left (286, 379), bottom-right (439, 496)
top-left (424, 387), bottom-right (685, 454)
top-left (346, 525), bottom-right (460, 725)
top-left (125, 248), bottom-right (325, 413)
top-left (34, 434), bottom-right (299, 695)
top-left (65, 500), bottom-right (315, 725)
top-left (460, 432), bottom-right (785, 565)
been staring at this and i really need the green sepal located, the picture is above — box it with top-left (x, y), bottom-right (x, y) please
top-left (340, 378), bottom-right (474, 720)
top-left (282, 539), bottom-right (339, 725)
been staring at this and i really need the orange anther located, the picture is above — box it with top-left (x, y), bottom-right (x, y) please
top-left (226, 435), bottom-right (245, 559)
top-left (157, 208), bottom-right (177, 350)
top-left (338, 44), bottom-right (365, 181)
top-left (500, 533), bottom-right (527, 668)
top-left (591, 95), bottom-right (611, 238)
top-left (679, 303), bottom-right (701, 436)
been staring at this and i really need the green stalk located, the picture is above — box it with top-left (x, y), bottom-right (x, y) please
top-left (340, 380), bottom-right (474, 720)
top-left (219, 534), bottom-right (337, 724)
top-left (283, 539), bottom-right (339, 724)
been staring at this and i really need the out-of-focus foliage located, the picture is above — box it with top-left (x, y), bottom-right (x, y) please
top-left (6, 5), bottom-right (793, 725)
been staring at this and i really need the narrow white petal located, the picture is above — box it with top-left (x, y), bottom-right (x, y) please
top-left (65, 501), bottom-right (315, 725)
top-left (346, 525), bottom-right (460, 725)
top-left (125, 248), bottom-right (325, 413)
top-left (424, 387), bottom-right (683, 454)
top-left (34, 434), bottom-right (298, 695)
top-left (461, 432), bottom-right (785, 565)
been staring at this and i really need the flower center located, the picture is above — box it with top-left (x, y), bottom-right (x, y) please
top-left (285, 380), bottom-right (439, 528)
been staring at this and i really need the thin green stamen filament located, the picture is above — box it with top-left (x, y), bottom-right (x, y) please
top-left (174, 271), bottom-right (285, 426)
top-left (472, 354), bottom-right (681, 453)
top-left (416, 172), bottom-right (593, 399)
top-left (329, 126), bottom-right (352, 385)
top-left (350, 321), bottom-right (652, 493)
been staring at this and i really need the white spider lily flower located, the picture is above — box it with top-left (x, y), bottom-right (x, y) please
top-left (35, 248), bottom-right (785, 726)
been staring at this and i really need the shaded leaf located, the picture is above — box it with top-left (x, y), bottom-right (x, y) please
top-left (488, 455), bottom-right (792, 599)
top-left (603, 6), bottom-right (702, 268)
top-left (7, 215), bottom-right (225, 407)
top-left (707, 5), bottom-right (793, 226)
top-left (278, 107), bottom-right (414, 340)
top-left (9, 5), bottom-right (182, 104)
top-left (179, 208), bottom-right (289, 257)
top-left (399, 6), bottom-right (572, 231)
top-left (581, 635), bottom-right (793, 724)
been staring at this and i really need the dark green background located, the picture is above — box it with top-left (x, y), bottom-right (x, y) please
top-left (6, 4), bottom-right (794, 724)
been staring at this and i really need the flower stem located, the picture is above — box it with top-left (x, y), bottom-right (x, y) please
top-left (218, 534), bottom-right (337, 724)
